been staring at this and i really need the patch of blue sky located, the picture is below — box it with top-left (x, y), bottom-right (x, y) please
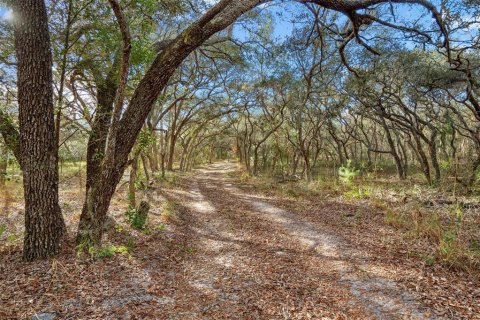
top-left (233, 0), bottom-right (476, 47)
top-left (0, 6), bottom-right (13, 21)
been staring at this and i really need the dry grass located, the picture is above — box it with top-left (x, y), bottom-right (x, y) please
top-left (229, 167), bottom-right (480, 272)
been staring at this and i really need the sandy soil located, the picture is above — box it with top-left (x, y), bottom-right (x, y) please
top-left (1, 162), bottom-right (478, 319)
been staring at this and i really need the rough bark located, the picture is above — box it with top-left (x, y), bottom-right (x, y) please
top-left (13, 0), bottom-right (65, 261)
top-left (85, 79), bottom-right (117, 189)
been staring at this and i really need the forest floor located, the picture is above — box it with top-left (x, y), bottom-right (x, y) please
top-left (0, 162), bottom-right (479, 319)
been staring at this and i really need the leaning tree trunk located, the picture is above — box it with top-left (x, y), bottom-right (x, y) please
top-left (76, 0), bottom-right (268, 247)
top-left (13, 0), bottom-right (65, 261)
top-left (412, 135), bottom-right (432, 185)
top-left (85, 80), bottom-right (117, 190)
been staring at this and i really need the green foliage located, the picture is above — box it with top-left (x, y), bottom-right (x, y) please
top-left (153, 224), bottom-right (166, 231)
top-left (439, 159), bottom-right (453, 171)
top-left (472, 168), bottom-right (480, 192)
top-left (0, 225), bottom-right (5, 238)
top-left (338, 160), bottom-right (359, 185)
top-left (125, 205), bottom-right (148, 229)
top-left (88, 244), bottom-right (130, 259)
top-left (344, 187), bottom-right (370, 199)
top-left (181, 245), bottom-right (194, 254)
top-left (136, 130), bottom-right (155, 151)
top-left (76, 239), bottom-right (132, 259)
top-left (126, 237), bottom-right (136, 252)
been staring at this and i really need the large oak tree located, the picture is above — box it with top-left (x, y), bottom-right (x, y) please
top-left (2, 0), bottom-right (450, 258)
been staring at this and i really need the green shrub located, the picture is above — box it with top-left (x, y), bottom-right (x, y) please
top-left (344, 187), bottom-right (370, 199)
top-left (125, 205), bottom-right (148, 229)
top-left (338, 160), bottom-right (359, 185)
top-left (88, 244), bottom-right (130, 259)
top-left (153, 224), bottom-right (166, 231)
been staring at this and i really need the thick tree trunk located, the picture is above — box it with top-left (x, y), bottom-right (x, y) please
top-left (13, 0), bottom-right (65, 261)
top-left (85, 81), bottom-right (117, 189)
top-left (76, 171), bottom-right (122, 247)
top-left (303, 155), bottom-right (312, 182)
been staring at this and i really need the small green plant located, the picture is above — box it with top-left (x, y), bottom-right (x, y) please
top-left (181, 245), bottom-right (194, 254)
top-left (125, 205), bottom-right (148, 229)
top-left (0, 225), bottom-right (5, 238)
top-left (89, 245), bottom-right (115, 258)
top-left (338, 160), bottom-right (359, 185)
top-left (81, 244), bottom-right (131, 259)
top-left (344, 187), bottom-right (370, 199)
top-left (424, 255), bottom-right (436, 266)
top-left (7, 234), bottom-right (17, 242)
top-left (126, 237), bottom-right (135, 252)
top-left (153, 224), bottom-right (166, 231)
top-left (470, 239), bottom-right (480, 251)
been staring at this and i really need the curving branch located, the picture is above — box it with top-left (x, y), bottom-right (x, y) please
top-left (104, 0), bottom-right (132, 164)
top-left (299, 0), bottom-right (450, 58)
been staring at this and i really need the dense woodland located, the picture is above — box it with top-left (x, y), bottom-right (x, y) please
top-left (1, 0), bottom-right (480, 318)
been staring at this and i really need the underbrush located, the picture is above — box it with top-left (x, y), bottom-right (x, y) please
top-left (230, 168), bottom-right (343, 199)
top-left (230, 167), bottom-right (480, 271)
top-left (380, 202), bottom-right (480, 271)
top-left (161, 198), bottom-right (178, 222)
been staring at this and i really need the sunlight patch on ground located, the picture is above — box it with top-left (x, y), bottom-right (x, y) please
top-left (213, 163), bottom-right (429, 319)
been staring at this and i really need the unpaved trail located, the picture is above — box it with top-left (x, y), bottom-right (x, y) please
top-left (169, 162), bottom-right (434, 319)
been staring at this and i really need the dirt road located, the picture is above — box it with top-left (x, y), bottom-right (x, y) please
top-left (166, 162), bottom-right (432, 319)
top-left (2, 162), bottom-right (451, 319)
